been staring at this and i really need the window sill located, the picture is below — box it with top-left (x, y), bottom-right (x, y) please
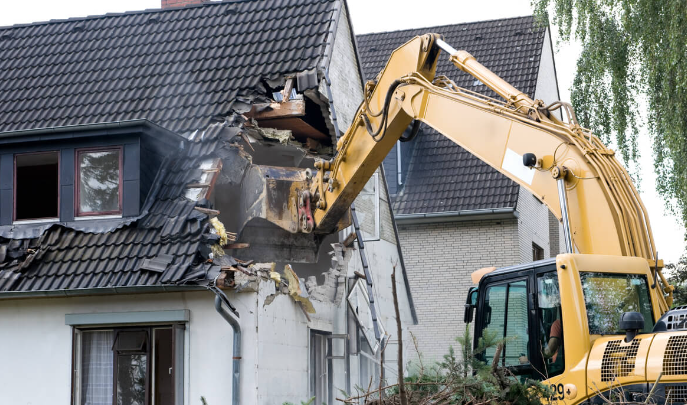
top-left (13, 218), bottom-right (59, 225)
top-left (74, 214), bottom-right (123, 221)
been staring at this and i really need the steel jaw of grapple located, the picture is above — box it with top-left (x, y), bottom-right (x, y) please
top-left (235, 163), bottom-right (352, 236)
top-left (236, 164), bottom-right (311, 234)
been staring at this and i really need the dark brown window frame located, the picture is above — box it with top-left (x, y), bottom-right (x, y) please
top-left (75, 146), bottom-right (123, 217)
top-left (13, 150), bottom-right (61, 222)
top-left (71, 324), bottom-right (181, 405)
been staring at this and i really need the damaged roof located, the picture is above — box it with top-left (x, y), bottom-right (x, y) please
top-left (0, 120), bottom-right (243, 294)
top-left (0, 0), bottom-right (338, 135)
top-left (357, 16), bottom-right (548, 215)
top-left (0, 0), bottom-right (342, 294)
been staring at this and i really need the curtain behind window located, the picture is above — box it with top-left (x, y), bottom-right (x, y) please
top-left (81, 331), bottom-right (114, 405)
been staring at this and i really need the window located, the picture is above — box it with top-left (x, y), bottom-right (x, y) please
top-left (14, 151), bottom-right (59, 221)
top-left (532, 243), bottom-right (544, 261)
top-left (536, 271), bottom-right (564, 377)
top-left (481, 280), bottom-right (529, 367)
top-left (310, 330), bottom-right (332, 405)
top-left (76, 147), bottom-right (122, 216)
top-left (73, 325), bottom-right (183, 405)
top-left (580, 272), bottom-right (654, 335)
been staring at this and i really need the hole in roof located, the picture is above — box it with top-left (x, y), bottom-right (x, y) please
top-left (514, 31), bottom-right (523, 36)
top-left (224, 8), bottom-right (238, 15)
top-left (0, 33), bottom-right (12, 40)
top-left (71, 25), bottom-right (84, 33)
top-left (474, 35), bottom-right (483, 40)
top-left (148, 16), bottom-right (160, 24)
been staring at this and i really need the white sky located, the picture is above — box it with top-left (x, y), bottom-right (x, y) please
top-left (0, 0), bottom-right (683, 262)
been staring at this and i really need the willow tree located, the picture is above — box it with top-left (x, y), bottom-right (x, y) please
top-left (533, 0), bottom-right (687, 235)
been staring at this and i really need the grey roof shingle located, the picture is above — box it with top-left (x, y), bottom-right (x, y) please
top-left (357, 16), bottom-right (547, 215)
top-left (0, 0), bottom-right (337, 135)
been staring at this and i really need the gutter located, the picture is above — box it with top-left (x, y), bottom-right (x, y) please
top-left (212, 288), bottom-right (241, 405)
top-left (0, 119), bottom-right (186, 143)
top-left (395, 208), bottom-right (518, 225)
top-left (0, 284), bottom-right (206, 300)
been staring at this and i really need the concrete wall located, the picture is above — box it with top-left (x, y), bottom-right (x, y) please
top-left (321, 6), bottom-right (363, 132)
top-left (516, 187), bottom-right (552, 263)
top-left (0, 291), bottom-right (259, 405)
top-left (396, 219), bottom-right (520, 364)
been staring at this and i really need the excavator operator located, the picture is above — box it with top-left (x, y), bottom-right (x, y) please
top-left (520, 272), bottom-right (563, 369)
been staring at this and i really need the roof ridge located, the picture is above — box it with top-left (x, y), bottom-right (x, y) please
top-left (357, 14), bottom-right (536, 38)
top-left (0, 0), bottom-right (255, 31)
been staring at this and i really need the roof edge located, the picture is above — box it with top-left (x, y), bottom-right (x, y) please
top-left (0, 119), bottom-right (186, 142)
top-left (0, 0), bottom-right (241, 31)
top-left (356, 14), bottom-right (537, 38)
top-left (395, 207), bottom-right (518, 224)
top-left (0, 284), bottom-right (208, 300)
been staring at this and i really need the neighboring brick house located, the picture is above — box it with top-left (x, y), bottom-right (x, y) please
top-left (358, 16), bottom-right (565, 363)
top-left (0, 1), bottom-right (415, 404)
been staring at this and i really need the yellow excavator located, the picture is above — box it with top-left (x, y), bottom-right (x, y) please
top-left (240, 33), bottom-right (687, 403)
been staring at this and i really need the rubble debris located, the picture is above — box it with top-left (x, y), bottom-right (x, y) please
top-left (259, 127), bottom-right (295, 145)
top-left (283, 264), bottom-right (315, 314)
top-left (194, 207), bottom-right (220, 217)
top-left (209, 217), bottom-right (234, 246)
top-left (226, 243), bottom-right (249, 249)
top-left (306, 243), bottom-right (348, 304)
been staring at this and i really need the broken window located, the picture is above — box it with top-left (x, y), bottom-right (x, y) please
top-left (532, 242), bottom-right (544, 261)
top-left (73, 325), bottom-right (183, 405)
top-left (355, 172), bottom-right (380, 241)
top-left (76, 147), bottom-right (122, 216)
top-left (14, 151), bottom-right (59, 221)
top-left (310, 330), bottom-right (332, 405)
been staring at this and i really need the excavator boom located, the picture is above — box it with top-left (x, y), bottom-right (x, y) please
top-left (241, 33), bottom-right (672, 309)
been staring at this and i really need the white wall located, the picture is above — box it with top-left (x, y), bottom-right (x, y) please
top-left (516, 187), bottom-right (552, 263)
top-left (0, 290), bottom-right (260, 405)
top-left (533, 27), bottom-right (563, 121)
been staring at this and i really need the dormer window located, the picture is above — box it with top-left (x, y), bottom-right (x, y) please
top-left (76, 147), bottom-right (122, 217)
top-left (14, 151), bottom-right (60, 221)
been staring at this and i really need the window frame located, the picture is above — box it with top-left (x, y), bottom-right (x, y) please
top-left (71, 323), bottom-right (184, 405)
top-left (75, 146), bottom-right (123, 217)
top-left (13, 150), bottom-right (61, 222)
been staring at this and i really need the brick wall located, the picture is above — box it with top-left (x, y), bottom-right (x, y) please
top-left (161, 0), bottom-right (204, 8)
top-left (397, 219), bottom-right (520, 364)
top-left (516, 188), bottom-right (551, 262)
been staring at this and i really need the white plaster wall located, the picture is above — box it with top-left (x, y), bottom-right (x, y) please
top-left (397, 219), bottom-right (520, 364)
top-left (516, 187), bottom-right (552, 263)
top-left (533, 28), bottom-right (563, 121)
top-left (0, 290), bottom-right (259, 405)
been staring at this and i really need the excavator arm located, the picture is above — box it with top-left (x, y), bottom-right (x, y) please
top-left (243, 33), bottom-right (673, 310)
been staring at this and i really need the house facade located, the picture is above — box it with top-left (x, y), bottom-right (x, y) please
top-left (0, 1), bottom-right (415, 404)
top-left (357, 16), bottom-right (565, 364)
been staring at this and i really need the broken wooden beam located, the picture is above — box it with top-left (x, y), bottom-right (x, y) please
top-left (194, 207), bottom-right (220, 217)
top-left (343, 231), bottom-right (357, 247)
top-left (226, 243), bottom-right (250, 249)
top-left (281, 77), bottom-right (295, 103)
top-left (245, 99), bottom-right (305, 120)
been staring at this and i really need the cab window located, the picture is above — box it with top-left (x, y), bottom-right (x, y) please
top-left (537, 271), bottom-right (564, 377)
top-left (580, 272), bottom-right (654, 335)
top-left (481, 280), bottom-right (529, 367)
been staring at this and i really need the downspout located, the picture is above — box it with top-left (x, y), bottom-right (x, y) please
top-left (212, 289), bottom-right (241, 405)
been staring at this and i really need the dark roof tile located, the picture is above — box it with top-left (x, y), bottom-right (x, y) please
top-left (358, 16), bottom-right (546, 214)
top-left (0, 0), bottom-right (337, 135)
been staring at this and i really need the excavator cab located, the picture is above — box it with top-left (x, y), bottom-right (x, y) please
top-left (470, 259), bottom-right (562, 381)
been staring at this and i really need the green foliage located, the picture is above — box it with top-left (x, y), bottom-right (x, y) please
top-left (667, 254), bottom-right (687, 306)
top-left (361, 325), bottom-right (551, 404)
top-left (533, 0), bottom-right (687, 233)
